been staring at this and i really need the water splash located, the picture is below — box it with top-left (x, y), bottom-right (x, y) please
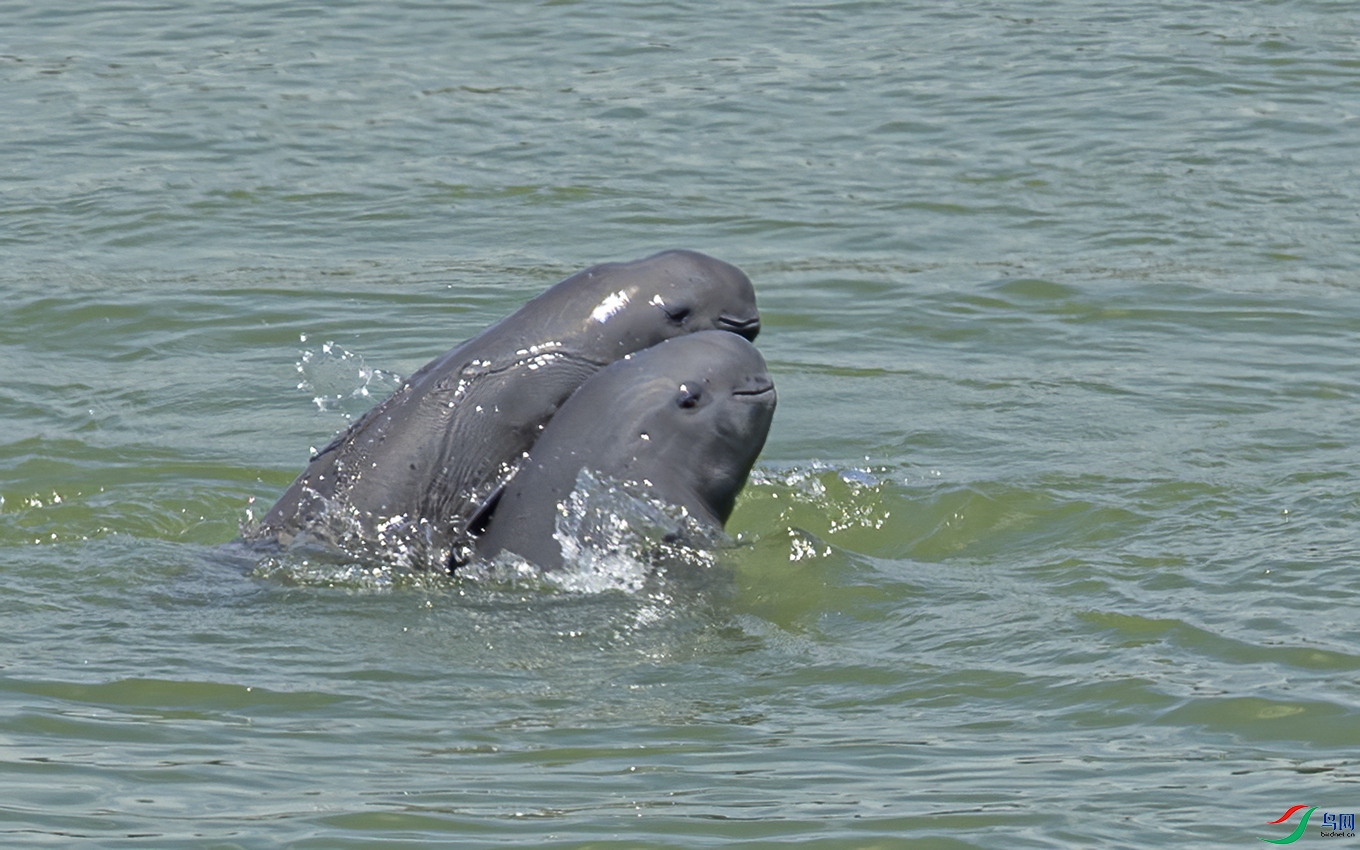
top-left (549, 468), bottom-right (727, 594)
top-left (294, 335), bottom-right (403, 420)
top-left (744, 462), bottom-right (898, 547)
top-left (456, 469), bottom-right (729, 596)
top-left (249, 554), bottom-right (399, 590)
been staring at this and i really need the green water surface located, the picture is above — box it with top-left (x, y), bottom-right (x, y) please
top-left (2, 1), bottom-right (1359, 847)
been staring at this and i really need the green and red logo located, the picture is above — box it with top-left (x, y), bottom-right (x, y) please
top-left (1261, 806), bottom-right (1356, 843)
top-left (1262, 806), bottom-right (1317, 844)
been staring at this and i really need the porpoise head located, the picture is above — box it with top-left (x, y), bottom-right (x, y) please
top-left (548, 329), bottom-right (776, 526)
top-left (619, 330), bottom-right (776, 525)
top-left (472, 330), bottom-right (776, 570)
top-left (527, 250), bottom-right (761, 362)
top-left (626, 249), bottom-right (762, 343)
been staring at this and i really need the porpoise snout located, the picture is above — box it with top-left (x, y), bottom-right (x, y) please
top-left (716, 314), bottom-right (761, 341)
top-left (732, 374), bottom-right (776, 399)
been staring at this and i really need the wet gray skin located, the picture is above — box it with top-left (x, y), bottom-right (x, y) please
top-left (249, 250), bottom-right (761, 570)
top-left (475, 330), bottom-right (776, 571)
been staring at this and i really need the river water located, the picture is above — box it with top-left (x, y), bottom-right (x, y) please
top-left (3, 1), bottom-right (1359, 847)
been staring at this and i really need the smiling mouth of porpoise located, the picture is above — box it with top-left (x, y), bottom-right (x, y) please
top-left (732, 379), bottom-right (775, 399)
top-left (716, 315), bottom-right (761, 341)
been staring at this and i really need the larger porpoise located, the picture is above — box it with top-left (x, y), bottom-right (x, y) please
top-left (249, 250), bottom-right (760, 570)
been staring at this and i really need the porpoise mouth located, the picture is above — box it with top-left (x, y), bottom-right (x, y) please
top-left (716, 315), bottom-right (761, 341)
top-left (733, 380), bottom-right (776, 398)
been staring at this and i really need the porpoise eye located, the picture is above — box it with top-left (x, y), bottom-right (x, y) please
top-left (677, 384), bottom-right (702, 409)
top-left (664, 306), bottom-right (691, 325)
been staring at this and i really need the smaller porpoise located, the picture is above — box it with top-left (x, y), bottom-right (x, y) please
top-left (249, 250), bottom-right (760, 570)
top-left (475, 330), bottom-right (776, 571)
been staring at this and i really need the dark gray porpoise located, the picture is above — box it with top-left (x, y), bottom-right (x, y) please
top-left (250, 250), bottom-right (761, 570)
top-left (475, 330), bottom-right (776, 571)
